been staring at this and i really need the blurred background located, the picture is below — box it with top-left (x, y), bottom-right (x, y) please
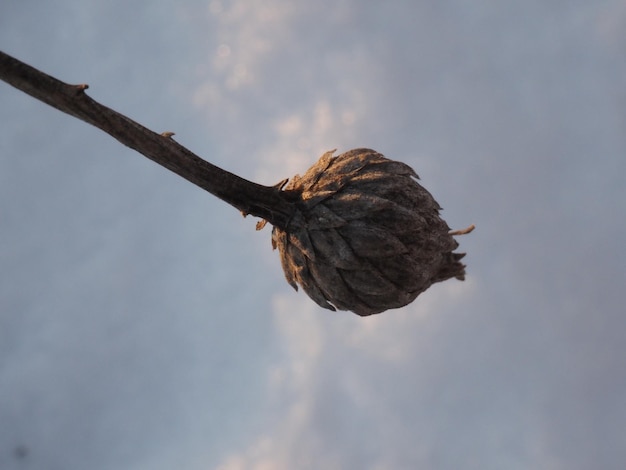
top-left (1, 1), bottom-right (625, 469)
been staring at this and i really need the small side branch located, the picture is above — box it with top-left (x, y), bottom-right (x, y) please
top-left (0, 50), bottom-right (296, 229)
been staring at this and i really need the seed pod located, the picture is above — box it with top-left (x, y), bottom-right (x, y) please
top-left (271, 148), bottom-right (470, 316)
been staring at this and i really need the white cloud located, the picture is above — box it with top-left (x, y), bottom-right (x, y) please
top-left (3, 2), bottom-right (625, 469)
top-left (186, 0), bottom-right (375, 184)
top-left (215, 296), bottom-right (331, 470)
top-left (255, 98), bottom-right (362, 183)
top-left (192, 0), bottom-right (297, 104)
top-left (215, 279), bottom-right (477, 470)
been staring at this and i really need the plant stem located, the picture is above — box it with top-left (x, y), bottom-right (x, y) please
top-left (0, 50), bottom-right (297, 229)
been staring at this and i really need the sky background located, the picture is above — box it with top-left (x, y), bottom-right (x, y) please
top-left (1, 1), bottom-right (625, 469)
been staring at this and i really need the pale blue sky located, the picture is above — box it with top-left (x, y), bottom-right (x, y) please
top-left (1, 1), bottom-right (625, 469)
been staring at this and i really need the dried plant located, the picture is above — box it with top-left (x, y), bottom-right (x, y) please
top-left (269, 148), bottom-right (473, 316)
top-left (0, 50), bottom-right (473, 316)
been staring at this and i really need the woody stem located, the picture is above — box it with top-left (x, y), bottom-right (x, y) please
top-left (0, 50), bottom-right (297, 229)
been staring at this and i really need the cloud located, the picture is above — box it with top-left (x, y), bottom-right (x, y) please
top-left (2, 1), bottom-right (625, 470)
top-left (187, 0), bottom-right (377, 183)
top-left (215, 280), bottom-right (477, 470)
top-left (191, 0), bottom-right (297, 107)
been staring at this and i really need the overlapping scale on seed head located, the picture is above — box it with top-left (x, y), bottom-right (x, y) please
top-left (272, 148), bottom-right (467, 316)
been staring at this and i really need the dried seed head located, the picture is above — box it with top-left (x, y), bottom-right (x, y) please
top-left (271, 148), bottom-right (470, 316)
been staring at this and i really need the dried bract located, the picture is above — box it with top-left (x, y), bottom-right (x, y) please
top-left (271, 148), bottom-right (470, 316)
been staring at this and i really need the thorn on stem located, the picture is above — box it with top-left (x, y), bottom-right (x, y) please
top-left (71, 84), bottom-right (89, 96)
top-left (161, 131), bottom-right (175, 139)
top-left (449, 224), bottom-right (475, 236)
